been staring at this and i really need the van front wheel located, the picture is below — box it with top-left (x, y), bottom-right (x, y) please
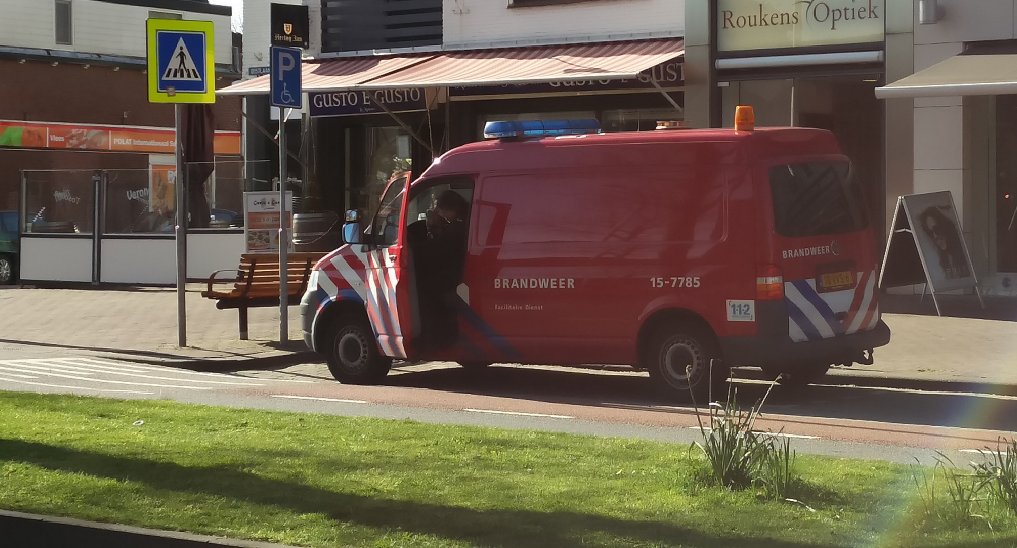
top-left (646, 325), bottom-right (726, 401)
top-left (323, 315), bottom-right (392, 384)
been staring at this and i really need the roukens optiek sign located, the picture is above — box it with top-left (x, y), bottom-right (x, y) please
top-left (717, 0), bottom-right (884, 52)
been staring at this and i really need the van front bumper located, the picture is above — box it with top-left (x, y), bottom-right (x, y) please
top-left (719, 319), bottom-right (891, 368)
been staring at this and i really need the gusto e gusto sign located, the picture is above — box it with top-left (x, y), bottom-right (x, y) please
top-left (717, 0), bottom-right (884, 52)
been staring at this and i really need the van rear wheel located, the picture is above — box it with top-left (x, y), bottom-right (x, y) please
top-left (323, 314), bottom-right (392, 384)
top-left (646, 325), bottom-right (726, 401)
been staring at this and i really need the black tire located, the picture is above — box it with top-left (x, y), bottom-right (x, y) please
top-left (0, 254), bottom-right (13, 285)
top-left (646, 324), bottom-right (727, 402)
top-left (323, 314), bottom-right (392, 384)
top-left (762, 364), bottom-right (831, 388)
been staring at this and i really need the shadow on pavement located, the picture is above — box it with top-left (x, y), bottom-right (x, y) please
top-left (384, 365), bottom-right (1017, 433)
top-left (0, 439), bottom-right (835, 548)
top-left (0, 338), bottom-right (317, 371)
top-left (0, 338), bottom-right (209, 362)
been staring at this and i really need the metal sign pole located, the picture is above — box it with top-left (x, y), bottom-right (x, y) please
top-left (146, 18), bottom-right (214, 348)
top-left (278, 107), bottom-right (289, 343)
top-left (175, 103), bottom-right (187, 346)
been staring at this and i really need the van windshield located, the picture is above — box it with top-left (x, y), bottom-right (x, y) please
top-left (769, 162), bottom-right (868, 237)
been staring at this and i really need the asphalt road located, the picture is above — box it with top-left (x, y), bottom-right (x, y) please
top-left (0, 356), bottom-right (1014, 466)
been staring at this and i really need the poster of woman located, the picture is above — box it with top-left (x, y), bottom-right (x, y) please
top-left (903, 191), bottom-right (977, 291)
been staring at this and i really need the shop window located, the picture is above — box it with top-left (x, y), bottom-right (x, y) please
top-left (603, 109), bottom-right (684, 132)
top-left (995, 95), bottom-right (1017, 272)
top-left (55, 0), bottom-right (72, 45)
top-left (321, 0), bottom-right (441, 53)
top-left (364, 127), bottom-right (412, 218)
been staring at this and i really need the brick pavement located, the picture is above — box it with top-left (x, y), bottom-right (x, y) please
top-left (0, 286), bottom-right (1014, 387)
top-left (0, 285), bottom-right (309, 364)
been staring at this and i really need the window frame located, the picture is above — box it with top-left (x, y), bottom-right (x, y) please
top-left (55, 0), bottom-right (72, 45)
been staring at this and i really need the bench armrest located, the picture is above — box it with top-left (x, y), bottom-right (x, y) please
top-left (206, 269), bottom-right (243, 295)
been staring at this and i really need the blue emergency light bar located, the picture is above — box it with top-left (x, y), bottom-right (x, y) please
top-left (483, 119), bottom-right (602, 140)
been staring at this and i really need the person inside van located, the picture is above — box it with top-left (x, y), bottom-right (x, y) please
top-left (413, 189), bottom-right (469, 348)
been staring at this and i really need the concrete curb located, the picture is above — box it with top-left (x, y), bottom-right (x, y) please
top-left (0, 510), bottom-right (297, 548)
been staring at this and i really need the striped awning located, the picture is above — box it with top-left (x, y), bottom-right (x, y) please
top-left (876, 52), bottom-right (1017, 99)
top-left (217, 38), bottom-right (684, 95)
top-left (217, 54), bottom-right (433, 95)
top-left (363, 38), bottom-right (685, 89)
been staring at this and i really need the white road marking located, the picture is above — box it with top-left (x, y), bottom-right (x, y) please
top-left (756, 431), bottom-right (819, 440)
top-left (13, 360), bottom-right (268, 386)
top-left (811, 382), bottom-right (1017, 402)
top-left (0, 364), bottom-right (213, 390)
top-left (0, 372), bottom-right (40, 379)
top-left (270, 395), bottom-right (368, 404)
top-left (55, 358), bottom-right (154, 373)
top-left (960, 449), bottom-right (1010, 456)
top-left (59, 358), bottom-right (317, 383)
top-left (0, 375), bottom-right (153, 395)
top-left (463, 408), bottom-right (574, 419)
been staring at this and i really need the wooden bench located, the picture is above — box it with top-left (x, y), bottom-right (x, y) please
top-left (202, 252), bottom-right (325, 340)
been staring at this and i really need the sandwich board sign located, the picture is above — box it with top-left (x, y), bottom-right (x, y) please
top-left (244, 191), bottom-right (293, 254)
top-left (146, 19), bottom-right (216, 103)
top-left (878, 191), bottom-right (983, 315)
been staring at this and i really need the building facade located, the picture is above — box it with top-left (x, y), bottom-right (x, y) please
top-left (0, 0), bottom-right (241, 215)
top-left (878, 0), bottom-right (1017, 295)
top-left (1, 0), bottom-right (245, 284)
top-left (231, 0), bottom-right (686, 224)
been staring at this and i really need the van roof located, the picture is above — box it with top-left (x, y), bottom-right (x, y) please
top-left (422, 126), bottom-right (843, 179)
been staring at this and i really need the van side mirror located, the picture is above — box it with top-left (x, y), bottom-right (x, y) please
top-left (342, 209), bottom-right (362, 244)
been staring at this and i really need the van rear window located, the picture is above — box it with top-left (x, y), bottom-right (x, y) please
top-left (769, 162), bottom-right (868, 237)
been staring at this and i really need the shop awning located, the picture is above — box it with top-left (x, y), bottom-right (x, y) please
top-left (217, 38), bottom-right (684, 95)
top-left (362, 38), bottom-right (684, 88)
top-left (876, 53), bottom-right (1017, 99)
top-left (217, 54), bottom-right (433, 95)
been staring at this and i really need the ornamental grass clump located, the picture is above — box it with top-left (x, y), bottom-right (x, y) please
top-left (912, 453), bottom-right (991, 529)
top-left (689, 367), bottom-right (801, 501)
top-left (973, 438), bottom-right (1017, 516)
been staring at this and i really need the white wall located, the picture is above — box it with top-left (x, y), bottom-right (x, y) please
top-left (444, 0), bottom-right (684, 48)
top-left (0, 0), bottom-right (232, 64)
top-left (910, 0), bottom-right (1017, 237)
top-left (97, 233), bottom-right (243, 284)
top-left (20, 237), bottom-right (93, 283)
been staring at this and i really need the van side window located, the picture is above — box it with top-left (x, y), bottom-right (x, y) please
top-left (371, 183), bottom-right (405, 247)
top-left (769, 162), bottom-right (868, 237)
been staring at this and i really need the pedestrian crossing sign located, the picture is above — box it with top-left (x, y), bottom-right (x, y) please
top-left (146, 19), bottom-right (216, 104)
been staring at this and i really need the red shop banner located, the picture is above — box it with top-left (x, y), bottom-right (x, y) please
top-left (0, 120), bottom-right (241, 155)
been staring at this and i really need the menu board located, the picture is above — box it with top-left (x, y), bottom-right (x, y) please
top-left (244, 191), bottom-right (292, 253)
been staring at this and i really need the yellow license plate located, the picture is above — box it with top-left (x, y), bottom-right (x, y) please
top-left (818, 271), bottom-right (855, 292)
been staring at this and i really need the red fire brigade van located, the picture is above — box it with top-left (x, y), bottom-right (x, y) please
top-left (300, 109), bottom-right (891, 399)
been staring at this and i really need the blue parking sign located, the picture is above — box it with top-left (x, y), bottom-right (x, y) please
top-left (271, 46), bottom-right (302, 109)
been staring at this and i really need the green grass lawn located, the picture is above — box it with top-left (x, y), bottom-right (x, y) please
top-left (0, 391), bottom-right (1014, 547)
